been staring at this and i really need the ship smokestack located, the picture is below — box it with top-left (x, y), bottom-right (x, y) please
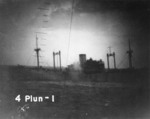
top-left (79, 54), bottom-right (86, 68)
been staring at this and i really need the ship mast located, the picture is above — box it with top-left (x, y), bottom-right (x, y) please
top-left (127, 39), bottom-right (133, 69)
top-left (34, 34), bottom-right (41, 68)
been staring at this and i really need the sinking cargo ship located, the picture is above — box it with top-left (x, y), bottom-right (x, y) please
top-left (0, 40), bottom-right (149, 119)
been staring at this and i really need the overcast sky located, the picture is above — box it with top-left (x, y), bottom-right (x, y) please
top-left (0, 0), bottom-right (149, 68)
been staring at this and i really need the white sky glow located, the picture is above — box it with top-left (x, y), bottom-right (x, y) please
top-left (36, 29), bottom-right (110, 67)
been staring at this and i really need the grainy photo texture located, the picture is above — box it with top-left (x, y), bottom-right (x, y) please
top-left (0, 0), bottom-right (149, 119)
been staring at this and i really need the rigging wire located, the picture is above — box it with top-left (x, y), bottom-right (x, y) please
top-left (117, 53), bottom-right (128, 68)
top-left (66, 0), bottom-right (75, 66)
top-left (26, 51), bottom-right (34, 66)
